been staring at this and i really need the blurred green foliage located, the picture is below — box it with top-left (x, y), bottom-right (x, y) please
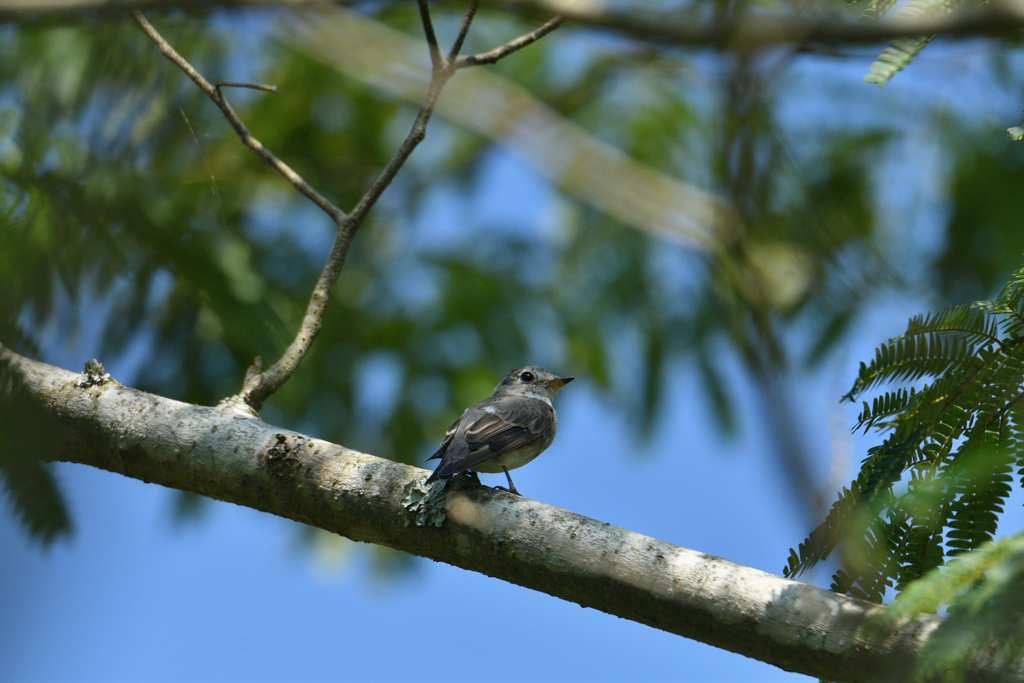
top-left (0, 351), bottom-right (72, 544)
top-left (936, 138), bottom-right (1024, 302)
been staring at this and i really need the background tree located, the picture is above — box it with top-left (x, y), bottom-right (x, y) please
top-left (3, 0), bottom-right (1024, 680)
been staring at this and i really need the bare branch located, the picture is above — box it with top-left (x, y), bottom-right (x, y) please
top-left (242, 65), bottom-right (453, 411)
top-left (417, 0), bottom-right (443, 70)
top-left (130, 10), bottom-right (345, 224)
top-left (215, 81), bottom-right (278, 93)
top-left (240, 232), bottom-right (350, 411)
top-left (447, 0), bottom-right (479, 63)
top-left (328, 5), bottom-right (458, 247)
top-left (456, 15), bottom-right (562, 69)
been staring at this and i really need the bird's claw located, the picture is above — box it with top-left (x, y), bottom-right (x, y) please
top-left (493, 485), bottom-right (521, 496)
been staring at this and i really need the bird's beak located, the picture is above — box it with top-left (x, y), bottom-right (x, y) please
top-left (545, 376), bottom-right (575, 390)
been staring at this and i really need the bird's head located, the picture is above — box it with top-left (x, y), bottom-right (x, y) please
top-left (496, 366), bottom-right (575, 401)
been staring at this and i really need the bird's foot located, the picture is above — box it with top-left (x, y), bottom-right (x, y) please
top-left (492, 485), bottom-right (521, 496)
top-left (497, 466), bottom-right (521, 495)
top-left (497, 466), bottom-right (524, 493)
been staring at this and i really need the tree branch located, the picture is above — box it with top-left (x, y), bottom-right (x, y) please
top-left (447, 0), bottom-right (479, 63)
top-left (3, 344), bottom-right (1022, 682)
top-left (7, 0), bottom-right (1024, 50)
top-left (456, 15), bottom-right (562, 69)
top-left (416, 0), bottom-right (443, 70)
top-left (322, 3), bottom-right (468, 238)
top-left (215, 81), bottom-right (278, 93)
top-left (132, 9), bottom-right (356, 415)
top-left (132, 2), bottom-right (546, 412)
top-left (483, 0), bottom-right (1024, 50)
top-left (131, 10), bottom-right (345, 224)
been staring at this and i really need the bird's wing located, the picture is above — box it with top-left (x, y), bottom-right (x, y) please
top-left (427, 415), bottom-right (462, 461)
top-left (454, 396), bottom-right (555, 471)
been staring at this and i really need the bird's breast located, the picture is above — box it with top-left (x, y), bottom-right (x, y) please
top-left (471, 433), bottom-right (555, 473)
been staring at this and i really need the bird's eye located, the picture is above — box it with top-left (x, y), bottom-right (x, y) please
top-left (520, 371), bottom-right (535, 382)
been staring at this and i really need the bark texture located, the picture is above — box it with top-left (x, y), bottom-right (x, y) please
top-left (2, 345), bottom-right (1021, 682)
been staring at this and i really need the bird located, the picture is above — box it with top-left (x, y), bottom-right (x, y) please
top-left (425, 366), bottom-right (574, 496)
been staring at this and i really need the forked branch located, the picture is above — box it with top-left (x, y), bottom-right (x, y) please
top-left (131, 10), bottom-right (344, 224)
top-left (133, 3), bottom-right (561, 412)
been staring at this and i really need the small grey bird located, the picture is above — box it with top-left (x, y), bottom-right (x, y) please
top-left (425, 366), bottom-right (574, 496)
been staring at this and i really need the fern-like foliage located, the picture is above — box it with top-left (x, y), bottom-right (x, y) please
top-left (784, 264), bottom-right (1024, 675)
top-left (785, 265), bottom-right (1024, 597)
top-left (862, 0), bottom-right (987, 87)
top-left (866, 532), bottom-right (1024, 679)
top-left (861, 0), bottom-right (901, 21)
top-left (864, 35), bottom-right (936, 86)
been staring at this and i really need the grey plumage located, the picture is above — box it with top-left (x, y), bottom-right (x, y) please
top-left (425, 366), bottom-right (574, 495)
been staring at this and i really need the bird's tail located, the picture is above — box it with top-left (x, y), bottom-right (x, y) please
top-left (426, 454), bottom-right (467, 484)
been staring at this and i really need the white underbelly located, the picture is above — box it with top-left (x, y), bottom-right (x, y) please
top-left (472, 439), bottom-right (552, 473)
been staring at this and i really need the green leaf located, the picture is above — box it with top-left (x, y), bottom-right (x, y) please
top-left (864, 35), bottom-right (935, 87)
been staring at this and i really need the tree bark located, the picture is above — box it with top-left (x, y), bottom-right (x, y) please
top-left (1, 344), bottom-right (1019, 682)
top-left (5, 0), bottom-right (1024, 49)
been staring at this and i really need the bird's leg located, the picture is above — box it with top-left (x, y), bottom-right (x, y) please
top-left (493, 466), bottom-right (521, 496)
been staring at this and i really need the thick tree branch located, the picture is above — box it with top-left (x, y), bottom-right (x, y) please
top-left (487, 0), bottom-right (1024, 50)
top-left (3, 345), bottom-right (1023, 682)
top-left (6, 0), bottom-right (1024, 50)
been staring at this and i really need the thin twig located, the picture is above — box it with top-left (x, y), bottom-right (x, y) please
top-left (417, 0), bottom-right (443, 70)
top-left (131, 10), bottom-right (345, 225)
top-left (216, 81), bottom-right (278, 93)
top-left (456, 15), bottom-right (561, 68)
top-left (334, 4), bottom-right (475, 240)
top-left (447, 0), bottom-right (479, 62)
